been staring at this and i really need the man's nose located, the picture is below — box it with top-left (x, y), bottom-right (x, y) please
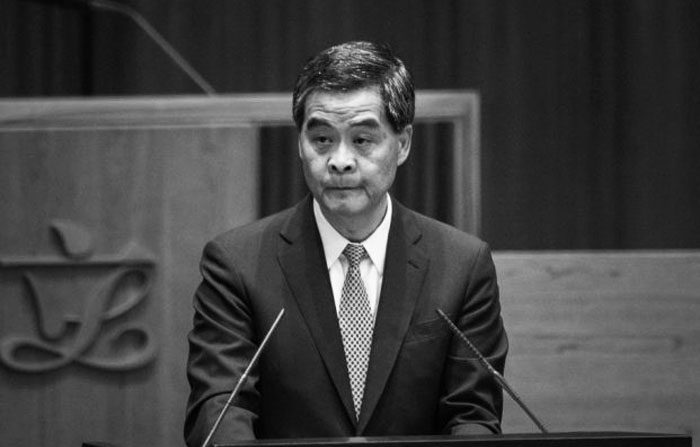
top-left (328, 142), bottom-right (356, 173)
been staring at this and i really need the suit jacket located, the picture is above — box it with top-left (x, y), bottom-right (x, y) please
top-left (185, 196), bottom-right (508, 446)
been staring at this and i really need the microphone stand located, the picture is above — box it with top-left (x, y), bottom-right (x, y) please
top-left (201, 308), bottom-right (285, 447)
top-left (22, 0), bottom-right (217, 95)
top-left (436, 309), bottom-right (549, 434)
top-left (88, 0), bottom-right (217, 95)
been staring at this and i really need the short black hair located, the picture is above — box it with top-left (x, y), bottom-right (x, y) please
top-left (292, 41), bottom-right (415, 134)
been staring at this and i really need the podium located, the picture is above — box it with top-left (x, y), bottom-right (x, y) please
top-left (219, 433), bottom-right (691, 447)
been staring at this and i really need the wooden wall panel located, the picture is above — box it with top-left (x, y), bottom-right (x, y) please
top-left (0, 123), bottom-right (258, 447)
top-left (495, 252), bottom-right (700, 445)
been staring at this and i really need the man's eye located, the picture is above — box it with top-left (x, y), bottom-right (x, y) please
top-left (354, 137), bottom-right (373, 146)
top-left (312, 135), bottom-right (333, 145)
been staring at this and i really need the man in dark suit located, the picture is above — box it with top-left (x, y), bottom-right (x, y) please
top-left (185, 41), bottom-right (508, 447)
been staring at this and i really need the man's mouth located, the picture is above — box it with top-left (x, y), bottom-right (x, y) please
top-left (324, 186), bottom-right (362, 197)
top-left (326, 185), bottom-right (360, 190)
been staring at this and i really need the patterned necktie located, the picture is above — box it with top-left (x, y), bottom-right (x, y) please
top-left (338, 243), bottom-right (374, 420)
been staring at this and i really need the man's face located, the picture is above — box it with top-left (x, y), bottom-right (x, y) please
top-left (298, 88), bottom-right (412, 227)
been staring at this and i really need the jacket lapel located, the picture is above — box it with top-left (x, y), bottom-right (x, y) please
top-left (357, 202), bottom-right (428, 433)
top-left (276, 197), bottom-right (357, 425)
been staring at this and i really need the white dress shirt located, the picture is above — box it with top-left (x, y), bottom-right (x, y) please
top-left (312, 195), bottom-right (392, 321)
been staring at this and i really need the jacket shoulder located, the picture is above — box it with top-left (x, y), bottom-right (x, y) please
top-left (402, 206), bottom-right (489, 253)
top-left (207, 205), bottom-right (296, 255)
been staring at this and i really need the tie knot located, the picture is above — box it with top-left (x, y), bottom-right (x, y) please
top-left (343, 243), bottom-right (367, 267)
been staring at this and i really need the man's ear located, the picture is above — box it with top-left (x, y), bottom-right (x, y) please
top-left (397, 125), bottom-right (413, 166)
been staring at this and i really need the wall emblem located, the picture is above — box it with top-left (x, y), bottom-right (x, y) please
top-left (0, 219), bottom-right (158, 373)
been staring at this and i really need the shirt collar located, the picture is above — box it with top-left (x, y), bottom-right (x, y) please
top-left (313, 195), bottom-right (392, 275)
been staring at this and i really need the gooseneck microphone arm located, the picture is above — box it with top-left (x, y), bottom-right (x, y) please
top-left (88, 0), bottom-right (217, 95)
top-left (22, 0), bottom-right (217, 95)
top-left (436, 308), bottom-right (549, 434)
top-left (201, 308), bottom-right (285, 447)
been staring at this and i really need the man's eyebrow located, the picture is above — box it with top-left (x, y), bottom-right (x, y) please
top-left (305, 117), bottom-right (331, 131)
top-left (304, 117), bottom-right (382, 131)
top-left (350, 118), bottom-right (381, 129)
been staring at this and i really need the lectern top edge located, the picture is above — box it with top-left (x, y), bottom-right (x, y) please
top-left (216, 432), bottom-right (691, 447)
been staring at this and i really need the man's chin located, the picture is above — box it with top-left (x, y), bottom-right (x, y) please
top-left (319, 196), bottom-right (367, 218)
top-left (323, 203), bottom-right (363, 217)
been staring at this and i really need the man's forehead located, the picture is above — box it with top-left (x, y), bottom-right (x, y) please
top-left (303, 88), bottom-right (386, 126)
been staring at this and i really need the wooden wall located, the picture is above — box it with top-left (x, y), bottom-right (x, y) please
top-left (0, 104), bottom-right (259, 447)
top-left (496, 251), bottom-right (700, 443)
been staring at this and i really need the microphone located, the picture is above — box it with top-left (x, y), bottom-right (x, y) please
top-left (436, 308), bottom-right (549, 434)
top-left (21, 0), bottom-right (216, 95)
top-left (200, 308), bottom-right (285, 447)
